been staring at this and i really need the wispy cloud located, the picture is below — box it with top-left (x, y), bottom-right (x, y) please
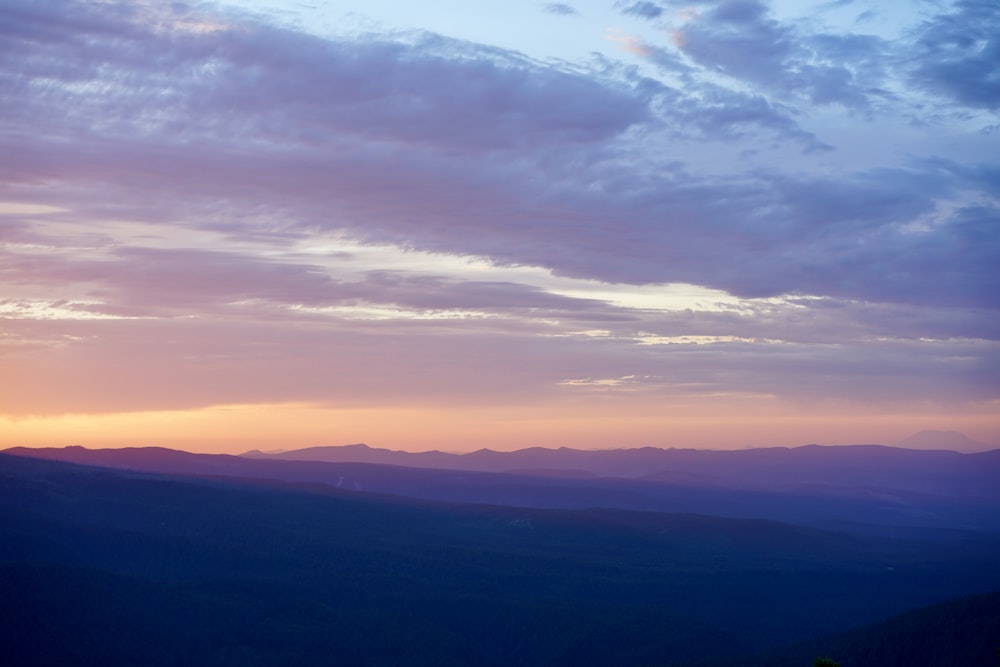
top-left (0, 0), bottom-right (996, 445)
top-left (616, 1), bottom-right (666, 20)
top-left (542, 3), bottom-right (579, 16)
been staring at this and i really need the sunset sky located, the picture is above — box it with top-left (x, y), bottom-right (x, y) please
top-left (1, 0), bottom-right (997, 453)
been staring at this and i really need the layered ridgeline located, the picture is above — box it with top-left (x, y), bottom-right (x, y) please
top-left (241, 429), bottom-right (997, 476)
top-left (7, 440), bottom-right (1000, 530)
top-left (2, 452), bottom-right (999, 666)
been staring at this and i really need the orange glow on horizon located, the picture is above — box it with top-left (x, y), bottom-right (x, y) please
top-left (1, 400), bottom-right (998, 454)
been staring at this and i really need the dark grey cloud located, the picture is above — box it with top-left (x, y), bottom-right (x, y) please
top-left (616, 1), bottom-right (666, 19)
top-left (672, 84), bottom-right (831, 148)
top-left (908, 0), bottom-right (1000, 110)
top-left (668, 0), bottom-right (892, 111)
top-left (542, 3), bottom-right (578, 16)
top-left (594, 51), bottom-right (825, 148)
top-left (854, 9), bottom-right (875, 23)
top-left (677, 0), bottom-right (796, 80)
top-left (711, 0), bottom-right (768, 24)
top-left (658, 0), bottom-right (999, 116)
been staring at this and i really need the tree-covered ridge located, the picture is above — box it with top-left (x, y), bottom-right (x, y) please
top-left (1, 453), bottom-right (998, 666)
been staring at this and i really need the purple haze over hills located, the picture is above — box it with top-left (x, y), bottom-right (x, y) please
top-left (4, 439), bottom-right (999, 531)
top-left (894, 429), bottom-right (993, 451)
top-left (240, 439), bottom-right (1000, 496)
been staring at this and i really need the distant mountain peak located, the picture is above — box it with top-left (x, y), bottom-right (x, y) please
top-left (895, 430), bottom-right (991, 452)
top-left (242, 444), bottom-right (369, 458)
top-left (243, 448), bottom-right (287, 456)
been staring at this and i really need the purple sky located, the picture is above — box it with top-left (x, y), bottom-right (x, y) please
top-left (1, 0), bottom-right (997, 451)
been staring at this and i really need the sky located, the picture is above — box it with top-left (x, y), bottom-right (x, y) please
top-left (1, 0), bottom-right (998, 453)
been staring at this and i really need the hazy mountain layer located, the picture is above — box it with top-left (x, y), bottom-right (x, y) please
top-left (7, 444), bottom-right (1000, 531)
top-left (243, 441), bottom-right (1000, 497)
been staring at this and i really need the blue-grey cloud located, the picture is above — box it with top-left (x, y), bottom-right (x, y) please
top-left (0, 2), bottom-right (648, 157)
top-left (1, 0), bottom-right (996, 313)
top-left (667, 0), bottom-right (893, 111)
top-left (616, 1), bottom-right (666, 19)
top-left (542, 3), bottom-right (578, 16)
top-left (908, 0), bottom-right (1000, 110)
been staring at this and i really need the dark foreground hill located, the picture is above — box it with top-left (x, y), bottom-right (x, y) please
top-left (2, 453), bottom-right (999, 666)
top-left (701, 591), bottom-right (1000, 667)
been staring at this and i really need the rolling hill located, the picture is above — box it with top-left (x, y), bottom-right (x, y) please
top-left (2, 451), bottom-right (999, 665)
top-left (7, 444), bottom-right (1000, 531)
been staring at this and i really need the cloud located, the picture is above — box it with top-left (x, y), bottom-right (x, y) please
top-left (0, 239), bottom-right (628, 324)
top-left (908, 0), bottom-right (1000, 110)
top-left (4, 296), bottom-right (995, 416)
top-left (608, 338), bottom-right (999, 405)
top-left (0, 0), bottom-right (996, 419)
top-left (616, 1), bottom-right (666, 20)
top-left (0, 1), bottom-right (648, 158)
top-left (663, 0), bottom-right (894, 111)
top-left (542, 3), bottom-right (578, 16)
top-left (1, 0), bottom-right (994, 310)
top-left (650, 0), bottom-right (999, 117)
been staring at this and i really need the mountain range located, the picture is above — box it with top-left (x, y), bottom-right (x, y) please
top-left (9, 440), bottom-right (998, 531)
top-left (2, 440), bottom-right (998, 665)
top-left (241, 438), bottom-right (1000, 494)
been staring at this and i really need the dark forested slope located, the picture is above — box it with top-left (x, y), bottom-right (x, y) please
top-left (701, 590), bottom-right (1000, 667)
top-left (1, 453), bottom-right (998, 666)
